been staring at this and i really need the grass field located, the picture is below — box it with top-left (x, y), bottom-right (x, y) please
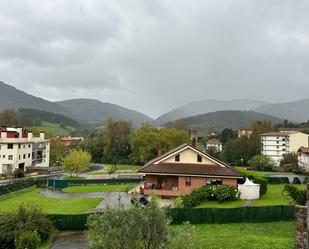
top-left (196, 199), bottom-right (245, 208)
top-left (87, 164), bottom-right (141, 175)
top-left (0, 188), bottom-right (102, 214)
top-left (185, 221), bottom-right (294, 249)
top-left (234, 167), bottom-right (293, 177)
top-left (30, 121), bottom-right (76, 136)
top-left (63, 183), bottom-right (138, 193)
top-left (252, 184), bottom-right (305, 206)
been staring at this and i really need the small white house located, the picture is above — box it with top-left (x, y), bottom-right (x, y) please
top-left (298, 147), bottom-right (309, 172)
top-left (238, 178), bottom-right (260, 200)
top-left (206, 139), bottom-right (223, 152)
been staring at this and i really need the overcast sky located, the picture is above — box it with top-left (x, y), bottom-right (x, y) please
top-left (0, 0), bottom-right (308, 118)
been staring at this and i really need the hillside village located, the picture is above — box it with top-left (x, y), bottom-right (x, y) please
top-left (1, 101), bottom-right (309, 248)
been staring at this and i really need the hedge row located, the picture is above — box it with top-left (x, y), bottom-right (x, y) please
top-left (47, 205), bottom-right (295, 230)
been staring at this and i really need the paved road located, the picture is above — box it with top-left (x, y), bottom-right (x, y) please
top-left (51, 232), bottom-right (88, 249)
top-left (40, 189), bottom-right (140, 212)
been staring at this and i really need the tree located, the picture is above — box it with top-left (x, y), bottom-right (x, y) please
top-left (248, 155), bottom-right (274, 171)
top-left (87, 197), bottom-right (194, 249)
top-left (62, 149), bottom-right (91, 176)
top-left (0, 109), bottom-right (18, 127)
top-left (280, 153), bottom-right (298, 167)
top-left (129, 125), bottom-right (189, 164)
top-left (219, 128), bottom-right (237, 145)
top-left (221, 137), bottom-right (260, 165)
top-left (76, 132), bottom-right (104, 163)
top-left (102, 118), bottom-right (132, 163)
top-left (0, 204), bottom-right (53, 249)
top-left (205, 147), bottom-right (221, 159)
top-left (50, 140), bottom-right (68, 166)
top-left (251, 120), bottom-right (274, 136)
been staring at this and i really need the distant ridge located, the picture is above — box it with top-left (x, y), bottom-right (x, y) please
top-left (0, 81), bottom-right (69, 115)
top-left (155, 99), bottom-right (268, 125)
top-left (56, 98), bottom-right (153, 127)
top-left (164, 110), bottom-right (283, 133)
top-left (0, 81), bottom-right (153, 127)
top-left (254, 98), bottom-right (309, 122)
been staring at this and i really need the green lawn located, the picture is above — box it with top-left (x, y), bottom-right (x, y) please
top-left (182, 221), bottom-right (294, 249)
top-left (234, 167), bottom-right (293, 177)
top-left (0, 188), bottom-right (102, 214)
top-left (196, 199), bottom-right (245, 208)
top-left (30, 121), bottom-right (76, 136)
top-left (63, 183), bottom-right (138, 193)
top-left (87, 164), bottom-right (141, 175)
top-left (252, 184), bottom-right (306, 206)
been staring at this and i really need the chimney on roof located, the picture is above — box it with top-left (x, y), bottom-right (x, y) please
top-left (1, 132), bottom-right (7, 139)
top-left (189, 129), bottom-right (197, 148)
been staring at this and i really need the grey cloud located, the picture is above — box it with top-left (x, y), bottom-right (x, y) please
top-left (0, 0), bottom-right (308, 117)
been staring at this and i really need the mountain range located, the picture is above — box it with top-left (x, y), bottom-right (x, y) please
top-left (1, 81), bottom-right (308, 130)
top-left (0, 81), bottom-right (152, 127)
top-left (154, 99), bottom-right (269, 125)
top-left (164, 110), bottom-right (283, 133)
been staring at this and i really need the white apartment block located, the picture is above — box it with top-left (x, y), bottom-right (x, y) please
top-left (260, 131), bottom-right (309, 166)
top-left (0, 127), bottom-right (50, 175)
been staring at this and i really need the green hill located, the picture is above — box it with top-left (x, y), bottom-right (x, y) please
top-left (164, 110), bottom-right (283, 133)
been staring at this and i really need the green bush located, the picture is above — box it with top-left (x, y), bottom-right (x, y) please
top-left (15, 231), bottom-right (40, 249)
top-left (0, 204), bottom-right (53, 249)
top-left (267, 177), bottom-right (290, 184)
top-left (13, 168), bottom-right (24, 178)
top-left (180, 185), bottom-right (239, 207)
top-left (214, 185), bottom-right (239, 202)
top-left (283, 184), bottom-right (307, 205)
top-left (252, 177), bottom-right (268, 196)
top-left (292, 177), bottom-right (301, 184)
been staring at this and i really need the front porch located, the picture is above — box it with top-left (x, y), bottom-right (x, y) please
top-left (143, 175), bottom-right (181, 197)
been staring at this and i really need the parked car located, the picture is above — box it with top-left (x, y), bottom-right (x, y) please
top-left (131, 196), bottom-right (150, 208)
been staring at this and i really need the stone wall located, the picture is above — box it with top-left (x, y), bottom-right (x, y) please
top-left (295, 184), bottom-right (309, 249)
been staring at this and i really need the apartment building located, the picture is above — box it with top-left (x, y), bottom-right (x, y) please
top-left (260, 131), bottom-right (309, 166)
top-left (0, 127), bottom-right (50, 175)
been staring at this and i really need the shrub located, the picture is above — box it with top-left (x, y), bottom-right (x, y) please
top-left (252, 177), bottom-right (268, 196)
top-left (292, 177), bottom-right (301, 184)
top-left (266, 177), bottom-right (290, 184)
top-left (13, 168), bottom-right (24, 178)
top-left (283, 184), bottom-right (307, 205)
top-left (87, 196), bottom-right (194, 249)
top-left (214, 185), bottom-right (239, 202)
top-left (0, 204), bottom-right (53, 249)
top-left (168, 222), bottom-right (195, 249)
top-left (181, 185), bottom-right (214, 208)
top-left (15, 231), bottom-right (40, 249)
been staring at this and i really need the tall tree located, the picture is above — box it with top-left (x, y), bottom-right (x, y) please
top-left (219, 128), bottom-right (237, 145)
top-left (0, 109), bottom-right (18, 126)
top-left (251, 120), bottom-right (274, 136)
top-left (129, 125), bottom-right (189, 164)
top-left (49, 140), bottom-right (68, 166)
top-left (102, 118), bottom-right (132, 163)
top-left (62, 149), bottom-right (91, 176)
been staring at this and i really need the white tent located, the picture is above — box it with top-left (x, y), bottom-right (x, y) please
top-left (238, 178), bottom-right (260, 200)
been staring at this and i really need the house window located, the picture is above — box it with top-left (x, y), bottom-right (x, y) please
top-left (185, 177), bottom-right (191, 186)
top-left (175, 154), bottom-right (180, 162)
top-left (18, 144), bottom-right (21, 149)
top-left (8, 155), bottom-right (13, 160)
top-left (28, 144), bottom-right (31, 148)
top-left (23, 154), bottom-right (26, 159)
top-left (8, 144), bottom-right (13, 149)
top-left (28, 153), bottom-right (31, 158)
top-left (197, 155), bottom-right (202, 162)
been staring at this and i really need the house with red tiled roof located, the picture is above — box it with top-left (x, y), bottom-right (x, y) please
top-left (138, 143), bottom-right (243, 197)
